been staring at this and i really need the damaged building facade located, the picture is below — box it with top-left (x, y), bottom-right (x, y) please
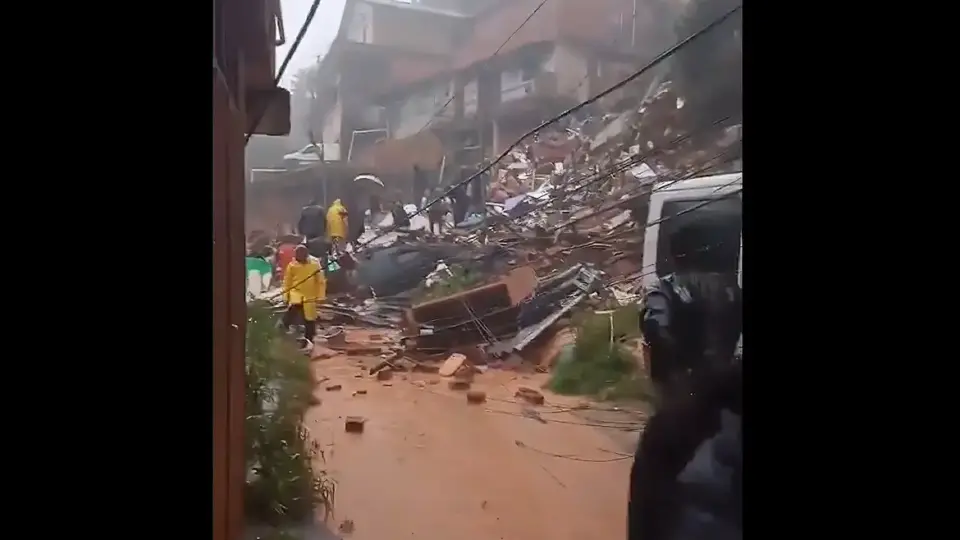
top-left (247, 0), bottom-right (677, 233)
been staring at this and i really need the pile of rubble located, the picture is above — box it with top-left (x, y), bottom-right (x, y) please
top-left (258, 79), bottom-right (739, 373)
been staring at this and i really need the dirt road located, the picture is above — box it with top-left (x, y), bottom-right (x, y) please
top-left (305, 335), bottom-right (644, 540)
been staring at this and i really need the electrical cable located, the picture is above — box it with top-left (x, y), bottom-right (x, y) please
top-left (513, 440), bottom-right (634, 462)
top-left (416, 0), bottom-right (552, 134)
top-left (491, 123), bottom-right (739, 232)
top-left (378, 155), bottom-right (740, 333)
top-left (367, 111), bottom-right (737, 247)
top-left (268, 148), bottom-right (739, 311)
top-left (357, 3), bottom-right (742, 248)
top-left (245, 0), bottom-right (324, 144)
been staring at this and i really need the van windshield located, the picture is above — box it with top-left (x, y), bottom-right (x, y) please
top-left (656, 195), bottom-right (742, 277)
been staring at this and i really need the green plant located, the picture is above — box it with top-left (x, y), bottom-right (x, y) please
top-left (245, 301), bottom-right (336, 530)
top-left (548, 307), bottom-right (650, 400)
top-left (415, 265), bottom-right (484, 302)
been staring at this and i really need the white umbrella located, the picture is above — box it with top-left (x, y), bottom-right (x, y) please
top-left (353, 174), bottom-right (384, 187)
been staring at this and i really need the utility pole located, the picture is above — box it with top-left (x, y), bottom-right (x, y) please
top-left (631, 0), bottom-right (638, 48)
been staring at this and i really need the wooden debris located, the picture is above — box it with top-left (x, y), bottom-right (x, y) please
top-left (515, 387), bottom-right (545, 405)
top-left (439, 353), bottom-right (467, 377)
top-left (369, 358), bottom-right (402, 375)
top-left (352, 390), bottom-right (367, 396)
top-left (453, 365), bottom-right (475, 381)
top-left (412, 362), bottom-right (440, 374)
top-left (326, 384), bottom-right (343, 392)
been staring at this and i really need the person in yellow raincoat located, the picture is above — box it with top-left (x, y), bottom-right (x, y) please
top-left (326, 199), bottom-right (349, 252)
top-left (282, 244), bottom-right (326, 348)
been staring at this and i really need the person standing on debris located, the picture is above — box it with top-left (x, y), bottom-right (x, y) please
top-left (391, 200), bottom-right (410, 229)
top-left (282, 244), bottom-right (325, 349)
top-left (426, 189), bottom-right (449, 235)
top-left (325, 199), bottom-right (349, 253)
top-left (639, 223), bottom-right (742, 396)
top-left (297, 198), bottom-right (326, 241)
top-left (450, 184), bottom-right (470, 227)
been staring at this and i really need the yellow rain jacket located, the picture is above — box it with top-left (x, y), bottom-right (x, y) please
top-left (282, 257), bottom-right (326, 321)
top-left (326, 199), bottom-right (349, 240)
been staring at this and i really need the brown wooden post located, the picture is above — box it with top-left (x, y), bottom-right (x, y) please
top-left (213, 68), bottom-right (247, 540)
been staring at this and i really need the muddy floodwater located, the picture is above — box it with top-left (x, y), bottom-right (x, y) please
top-left (305, 332), bottom-right (644, 540)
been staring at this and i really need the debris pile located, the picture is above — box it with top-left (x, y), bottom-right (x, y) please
top-left (251, 78), bottom-right (741, 376)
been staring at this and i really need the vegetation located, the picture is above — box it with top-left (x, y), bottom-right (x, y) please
top-left (548, 306), bottom-right (654, 402)
top-left (245, 301), bottom-right (336, 536)
top-left (415, 265), bottom-right (484, 302)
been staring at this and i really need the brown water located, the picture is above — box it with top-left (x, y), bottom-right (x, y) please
top-left (306, 337), bottom-right (641, 540)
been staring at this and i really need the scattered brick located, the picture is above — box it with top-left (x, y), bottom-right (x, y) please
top-left (344, 417), bottom-right (365, 433)
top-left (466, 390), bottom-right (487, 404)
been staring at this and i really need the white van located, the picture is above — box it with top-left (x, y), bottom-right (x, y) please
top-left (641, 172), bottom-right (743, 288)
top-left (640, 172), bottom-right (743, 355)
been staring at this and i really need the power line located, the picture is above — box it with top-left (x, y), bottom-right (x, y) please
top-left (245, 0), bottom-right (325, 144)
top-left (362, 109), bottom-right (737, 248)
top-left (416, 0), bottom-right (552, 134)
top-left (486, 117), bottom-right (739, 230)
top-left (268, 167), bottom-right (739, 303)
top-left (358, 3), bottom-right (742, 249)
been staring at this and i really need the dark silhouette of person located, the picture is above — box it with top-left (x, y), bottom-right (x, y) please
top-left (450, 184), bottom-right (470, 226)
top-left (297, 198), bottom-right (326, 241)
top-left (391, 202), bottom-right (410, 229)
top-left (640, 222), bottom-right (742, 394)
top-left (628, 362), bottom-right (742, 540)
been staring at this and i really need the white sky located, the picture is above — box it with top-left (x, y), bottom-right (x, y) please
top-left (276, 0), bottom-right (348, 87)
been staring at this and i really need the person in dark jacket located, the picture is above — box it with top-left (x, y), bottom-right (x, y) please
top-left (426, 189), bottom-right (449, 235)
top-left (297, 198), bottom-right (326, 241)
top-left (640, 223), bottom-right (742, 394)
top-left (450, 184), bottom-right (470, 227)
top-left (391, 201), bottom-right (410, 229)
top-left (628, 362), bottom-right (742, 540)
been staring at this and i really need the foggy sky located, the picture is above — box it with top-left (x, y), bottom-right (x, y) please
top-left (276, 0), bottom-right (347, 87)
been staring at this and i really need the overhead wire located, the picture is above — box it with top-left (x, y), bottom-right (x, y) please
top-left (357, 2), bottom-right (742, 249)
top-left (487, 118), bottom-right (740, 232)
top-left (415, 0), bottom-right (552, 134)
top-left (267, 150), bottom-right (739, 306)
top-left (264, 5), bottom-right (743, 307)
top-left (245, 0), bottom-right (325, 144)
top-left (387, 159), bottom-right (740, 333)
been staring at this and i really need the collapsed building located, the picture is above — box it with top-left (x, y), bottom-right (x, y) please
top-left (246, 0), bottom-right (678, 233)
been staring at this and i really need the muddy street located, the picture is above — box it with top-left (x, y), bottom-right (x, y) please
top-left (305, 331), bottom-right (644, 540)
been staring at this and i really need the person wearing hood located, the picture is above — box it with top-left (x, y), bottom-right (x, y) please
top-left (282, 244), bottom-right (326, 350)
top-left (640, 221), bottom-right (742, 394)
top-left (325, 199), bottom-right (349, 252)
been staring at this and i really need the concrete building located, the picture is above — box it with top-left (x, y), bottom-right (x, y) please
top-left (311, 0), bottom-right (672, 175)
top-left (245, 0), bottom-right (677, 233)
